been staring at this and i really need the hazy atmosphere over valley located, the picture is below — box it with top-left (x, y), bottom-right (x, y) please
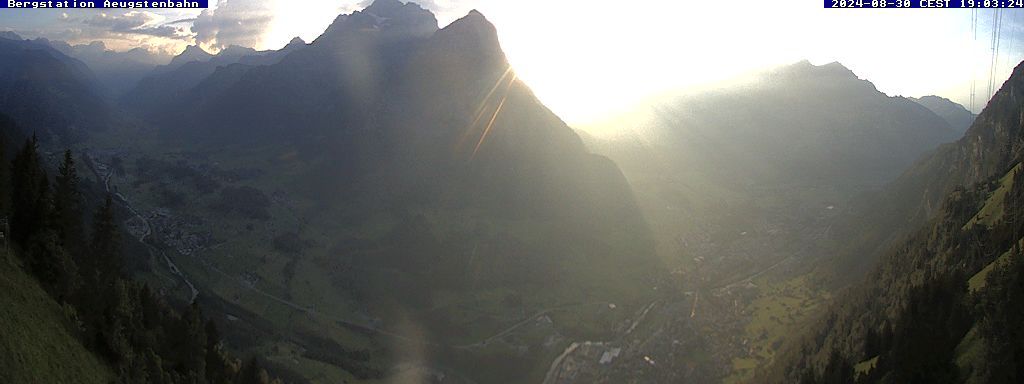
top-left (1, 1), bottom-right (1024, 383)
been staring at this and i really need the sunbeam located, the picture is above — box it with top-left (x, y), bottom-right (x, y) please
top-left (457, 66), bottom-right (514, 150)
top-left (472, 91), bottom-right (508, 158)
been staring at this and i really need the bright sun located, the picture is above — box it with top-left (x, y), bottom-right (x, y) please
top-left (474, 0), bottom-right (1003, 131)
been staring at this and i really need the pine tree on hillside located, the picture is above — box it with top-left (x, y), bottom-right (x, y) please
top-left (79, 194), bottom-right (122, 334)
top-left (978, 248), bottom-right (1024, 383)
top-left (0, 132), bottom-right (280, 383)
top-left (819, 350), bottom-right (854, 384)
top-left (10, 135), bottom-right (46, 246)
top-left (89, 195), bottom-right (121, 286)
top-left (236, 358), bottom-right (278, 384)
top-left (53, 149), bottom-right (84, 253)
top-left (177, 302), bottom-right (208, 378)
top-left (100, 279), bottom-right (133, 367)
top-left (0, 131), bottom-right (10, 216)
top-left (27, 230), bottom-right (79, 303)
top-left (205, 320), bottom-right (234, 384)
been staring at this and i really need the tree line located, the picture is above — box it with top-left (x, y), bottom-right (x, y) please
top-left (0, 130), bottom-right (285, 384)
top-left (771, 162), bottom-right (1024, 383)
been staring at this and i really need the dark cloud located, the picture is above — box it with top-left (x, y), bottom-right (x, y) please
top-left (39, 9), bottom-right (190, 44)
top-left (83, 11), bottom-right (155, 30)
top-left (167, 18), bottom-right (198, 24)
top-left (81, 11), bottom-right (183, 38)
top-left (191, 0), bottom-right (274, 50)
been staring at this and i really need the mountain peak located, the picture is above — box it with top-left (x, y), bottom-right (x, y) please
top-left (287, 36), bottom-right (306, 47)
top-left (428, 9), bottom-right (502, 61)
top-left (910, 95), bottom-right (975, 135)
top-left (442, 9), bottom-right (497, 37)
top-left (181, 45), bottom-right (208, 55)
top-left (821, 61), bottom-right (856, 75)
top-left (168, 45), bottom-right (214, 68)
top-left (0, 31), bottom-right (22, 41)
top-left (316, 0), bottom-right (437, 46)
top-left (459, 9), bottom-right (492, 27)
top-left (217, 45), bottom-right (257, 58)
top-left (364, 0), bottom-right (405, 16)
top-left (772, 60), bottom-right (860, 83)
top-left (361, 0), bottom-right (432, 21)
top-left (406, 8), bottom-right (506, 93)
top-left (913, 95), bottom-right (969, 111)
top-left (177, 45), bottom-right (212, 60)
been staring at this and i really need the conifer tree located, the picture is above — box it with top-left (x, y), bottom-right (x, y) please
top-left (89, 195), bottom-right (121, 285)
top-left (27, 230), bottom-right (79, 303)
top-left (175, 301), bottom-right (208, 379)
top-left (236, 358), bottom-right (275, 384)
top-left (10, 135), bottom-right (46, 246)
top-left (205, 320), bottom-right (234, 384)
top-left (0, 130), bottom-right (10, 216)
top-left (53, 149), bottom-right (84, 253)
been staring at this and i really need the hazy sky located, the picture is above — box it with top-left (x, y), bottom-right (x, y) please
top-left (1, 0), bottom-right (1022, 127)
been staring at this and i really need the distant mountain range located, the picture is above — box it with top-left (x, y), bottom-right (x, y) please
top-left (0, 29), bottom-right (310, 101)
top-left (0, 32), bottom-right (174, 98)
top-left (911, 95), bottom-right (976, 135)
top-left (767, 59), bottom-right (1024, 384)
top-left (40, 39), bottom-right (173, 97)
top-left (0, 35), bottom-right (114, 143)
top-left (582, 61), bottom-right (965, 288)
top-left (121, 38), bottom-right (306, 118)
top-left (646, 60), bottom-right (959, 189)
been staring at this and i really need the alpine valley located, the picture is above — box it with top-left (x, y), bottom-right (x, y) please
top-left (0, 2), bottom-right (1021, 384)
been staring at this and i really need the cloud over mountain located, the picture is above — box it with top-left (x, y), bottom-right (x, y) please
top-left (8, 9), bottom-right (196, 53)
top-left (191, 0), bottom-right (275, 51)
top-left (83, 10), bottom-right (184, 38)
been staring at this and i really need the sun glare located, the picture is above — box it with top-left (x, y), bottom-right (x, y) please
top-left (466, 1), bottom-right (1017, 131)
top-left (237, 0), bottom-right (1017, 133)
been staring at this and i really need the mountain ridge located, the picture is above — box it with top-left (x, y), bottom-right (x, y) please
top-left (88, 3), bottom-right (660, 382)
top-left (0, 38), bottom-right (115, 143)
top-left (766, 59), bottom-right (1024, 384)
top-left (911, 95), bottom-right (976, 135)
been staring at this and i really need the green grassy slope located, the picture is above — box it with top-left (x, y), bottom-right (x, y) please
top-left (954, 326), bottom-right (986, 384)
top-left (968, 241), bottom-right (1019, 292)
top-left (0, 250), bottom-right (112, 384)
top-left (963, 163), bottom-right (1021, 230)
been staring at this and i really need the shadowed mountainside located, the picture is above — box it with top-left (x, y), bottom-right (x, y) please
top-left (0, 36), bottom-right (115, 144)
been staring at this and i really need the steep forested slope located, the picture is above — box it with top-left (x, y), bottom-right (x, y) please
top-left (582, 60), bottom-right (963, 306)
top-left (0, 117), bottom-right (290, 384)
top-left (826, 59), bottom-right (1024, 279)
top-left (766, 60), bottom-right (1024, 384)
top-left (640, 61), bottom-right (958, 189)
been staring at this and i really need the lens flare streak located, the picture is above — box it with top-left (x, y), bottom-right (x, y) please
top-left (457, 66), bottom-right (518, 159)
top-left (472, 89), bottom-right (510, 158)
top-left (457, 66), bottom-right (514, 149)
